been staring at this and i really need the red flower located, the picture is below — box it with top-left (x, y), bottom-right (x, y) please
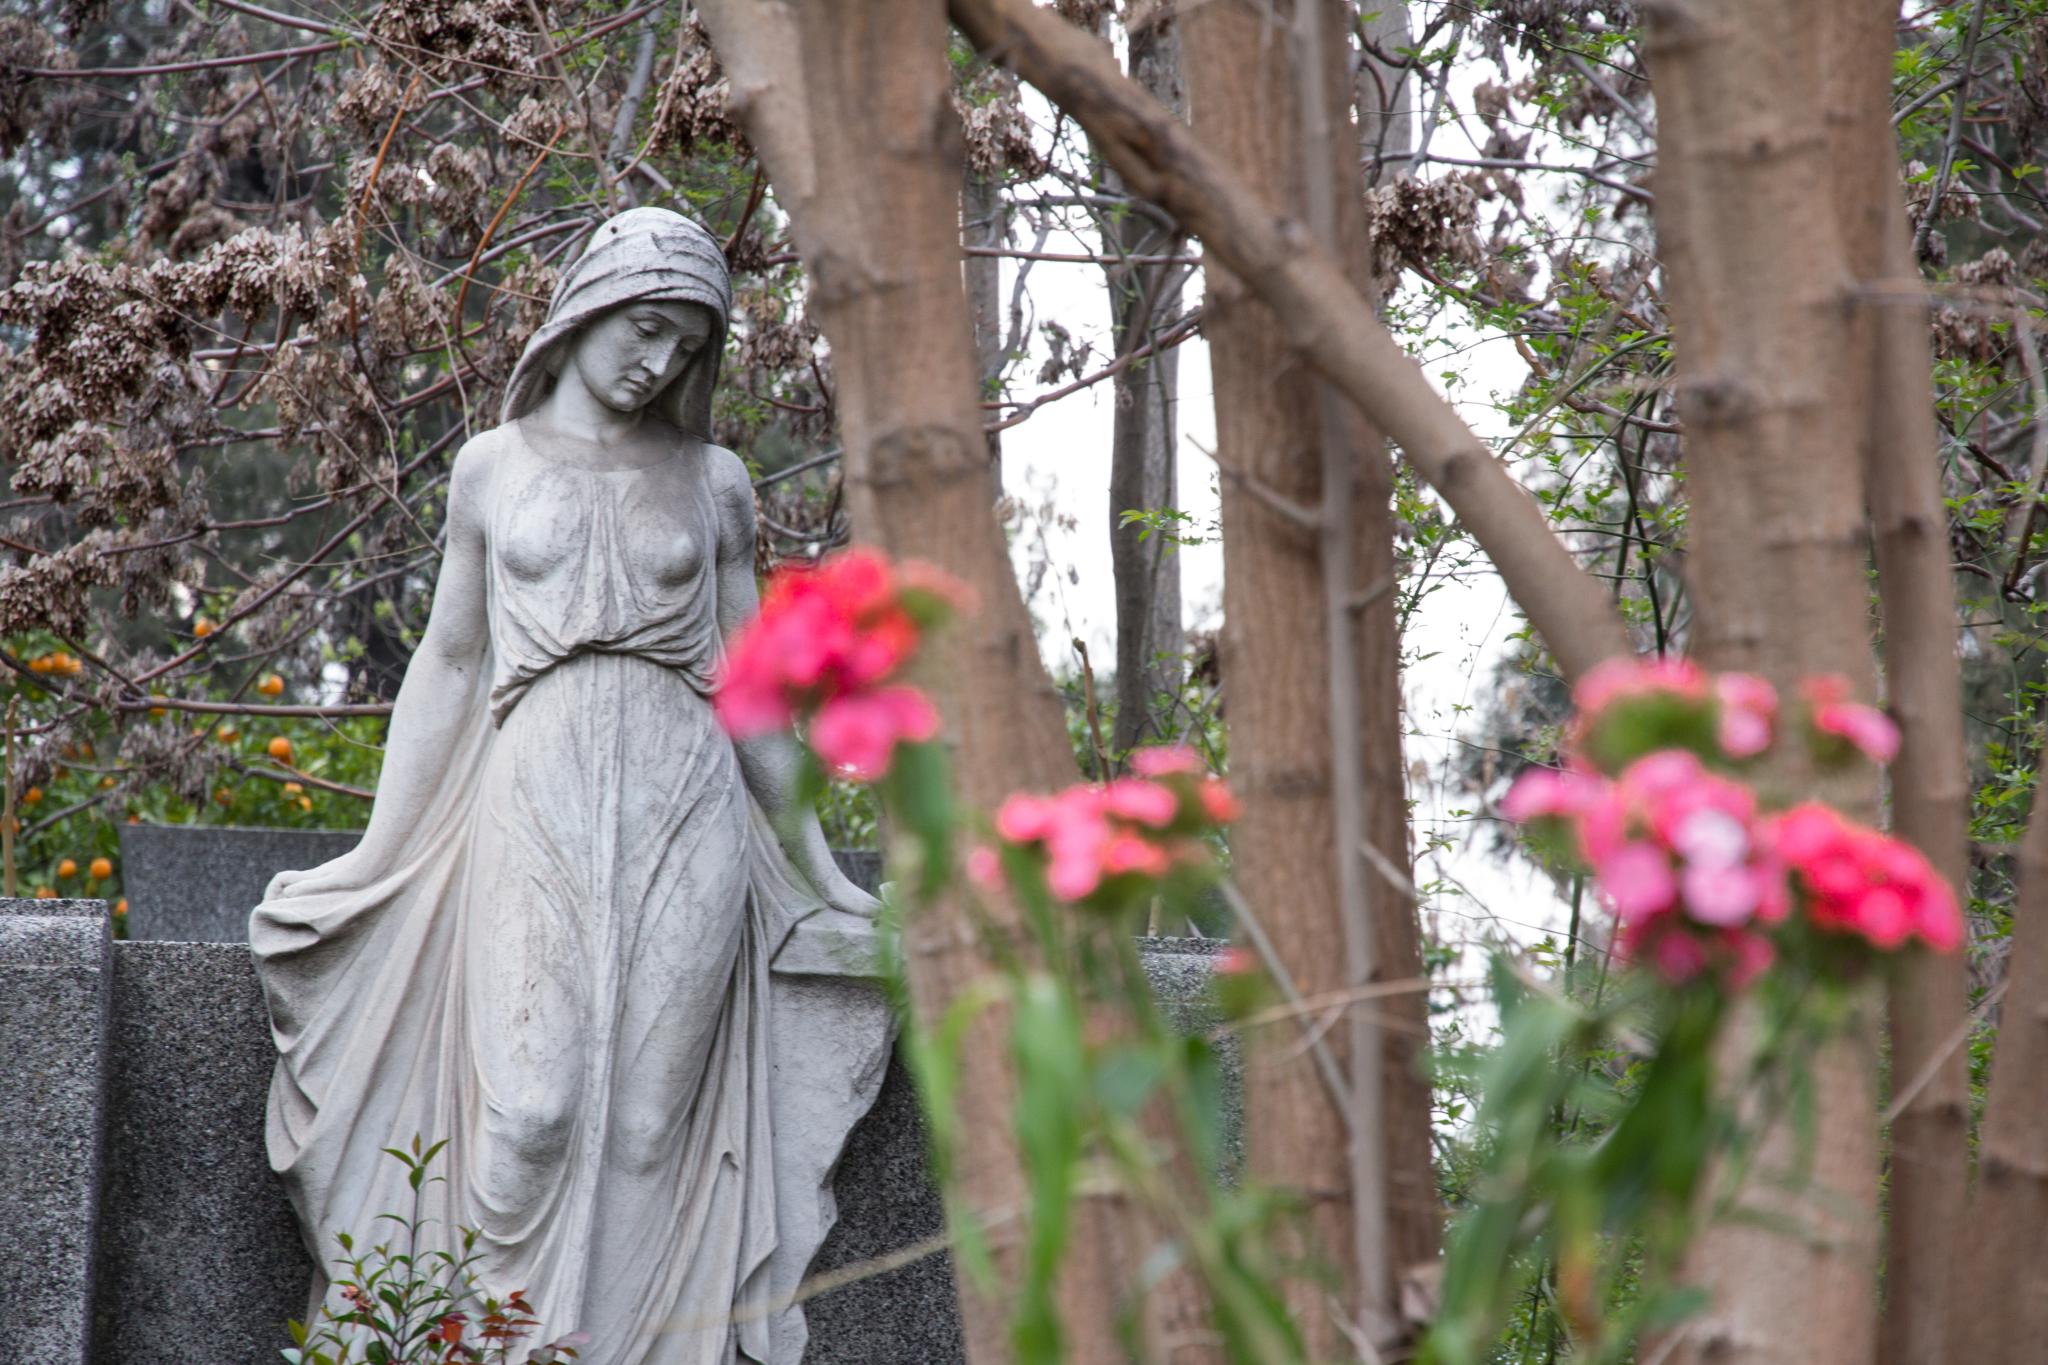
top-left (1771, 803), bottom-right (1961, 951)
top-left (713, 548), bottom-right (963, 782)
top-left (810, 687), bottom-right (939, 782)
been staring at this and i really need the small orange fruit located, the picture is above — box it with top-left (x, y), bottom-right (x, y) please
top-left (125, 815), bottom-right (140, 825)
top-left (267, 736), bottom-right (293, 762)
top-left (55, 858), bottom-right (77, 878)
top-left (148, 695), bottom-right (167, 717)
top-left (97, 776), bottom-right (114, 790)
top-left (281, 782), bottom-right (304, 796)
top-left (78, 741), bottom-right (92, 759)
top-left (113, 898), bottom-right (128, 917)
top-left (298, 796), bottom-right (314, 813)
top-left (214, 787), bottom-right (233, 807)
top-left (216, 725), bottom-right (239, 743)
top-left (258, 674), bottom-right (285, 697)
top-left (33, 886), bottom-right (55, 899)
top-left (193, 617), bottom-right (215, 638)
top-left (22, 787), bottom-right (41, 806)
top-left (89, 857), bottom-right (112, 880)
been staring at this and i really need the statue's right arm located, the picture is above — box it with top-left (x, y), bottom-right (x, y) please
top-left (318, 438), bottom-right (493, 879)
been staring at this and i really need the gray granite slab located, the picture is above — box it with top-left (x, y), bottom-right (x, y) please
top-left (89, 939), bottom-right (314, 1365)
top-left (0, 897), bottom-right (114, 1365)
top-left (119, 824), bottom-right (361, 943)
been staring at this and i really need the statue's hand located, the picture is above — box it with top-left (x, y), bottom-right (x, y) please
top-left (815, 867), bottom-right (882, 920)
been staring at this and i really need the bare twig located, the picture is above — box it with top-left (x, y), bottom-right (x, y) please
top-left (1911, 0), bottom-right (1987, 261)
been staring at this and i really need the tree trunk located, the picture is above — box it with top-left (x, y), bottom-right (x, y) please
top-left (1645, 1), bottom-right (1885, 1360)
top-left (1102, 14), bottom-right (1186, 761)
top-left (693, 6), bottom-right (1130, 1360)
top-left (1183, 0), bottom-right (1428, 1350)
top-left (964, 166), bottom-right (1008, 477)
top-left (1346, 0), bottom-right (1439, 1286)
top-left (1954, 794), bottom-right (2048, 1362)
top-left (950, 0), bottom-right (1629, 682)
top-left (1813, 5), bottom-right (1971, 1363)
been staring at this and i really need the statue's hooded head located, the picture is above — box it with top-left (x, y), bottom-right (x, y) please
top-left (501, 207), bottom-right (733, 437)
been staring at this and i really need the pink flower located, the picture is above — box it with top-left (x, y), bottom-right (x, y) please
top-left (1769, 802), bottom-right (1962, 952)
top-left (1197, 777), bottom-right (1243, 825)
top-left (995, 793), bottom-right (1058, 842)
top-left (1679, 861), bottom-right (1763, 927)
top-left (1826, 712), bottom-right (1900, 765)
top-left (1596, 841), bottom-right (1678, 921)
top-left (1650, 928), bottom-right (1712, 982)
top-left (1215, 945), bottom-right (1258, 976)
top-left (1102, 778), bottom-right (1178, 828)
top-left (712, 667), bottom-right (795, 738)
top-left (1500, 767), bottom-right (1603, 823)
top-left (1132, 745), bottom-right (1203, 777)
top-left (1575, 655), bottom-right (1706, 714)
top-left (809, 686), bottom-right (939, 781)
top-left (1714, 672), bottom-right (1777, 759)
top-left (1047, 841), bottom-right (1106, 900)
top-left (1801, 675), bottom-right (1901, 765)
top-left (965, 845), bottom-right (1005, 892)
top-left (1102, 832), bottom-right (1172, 878)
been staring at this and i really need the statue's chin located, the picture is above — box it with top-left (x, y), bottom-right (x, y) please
top-left (599, 382), bottom-right (654, 414)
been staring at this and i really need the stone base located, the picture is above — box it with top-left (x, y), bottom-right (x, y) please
top-left (1, 883), bottom-right (1227, 1363)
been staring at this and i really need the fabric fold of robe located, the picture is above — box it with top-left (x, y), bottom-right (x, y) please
top-left (254, 438), bottom-right (887, 1364)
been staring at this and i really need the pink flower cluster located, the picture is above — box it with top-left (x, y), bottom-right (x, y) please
top-left (714, 548), bottom-right (966, 781)
top-left (970, 745), bottom-right (1240, 908)
top-left (1774, 803), bottom-right (1961, 951)
top-left (1506, 751), bottom-right (1786, 983)
top-left (1504, 656), bottom-right (1959, 984)
top-left (1571, 655), bottom-right (1899, 769)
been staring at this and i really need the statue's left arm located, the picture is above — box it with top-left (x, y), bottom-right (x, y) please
top-left (709, 445), bottom-right (882, 918)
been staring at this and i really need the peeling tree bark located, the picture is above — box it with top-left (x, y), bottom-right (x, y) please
top-left (950, 0), bottom-right (1629, 684)
top-left (1645, 2), bottom-right (1886, 1361)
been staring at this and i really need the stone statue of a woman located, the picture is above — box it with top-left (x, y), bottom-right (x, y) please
top-left (252, 208), bottom-right (889, 1365)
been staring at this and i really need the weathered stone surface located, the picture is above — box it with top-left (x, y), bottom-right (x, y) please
top-left (119, 823), bottom-right (360, 942)
top-left (0, 898), bottom-right (114, 1365)
top-left (90, 940), bottom-right (314, 1365)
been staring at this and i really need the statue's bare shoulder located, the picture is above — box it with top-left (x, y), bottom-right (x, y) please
top-left (444, 425), bottom-right (517, 536)
top-left (702, 442), bottom-right (756, 554)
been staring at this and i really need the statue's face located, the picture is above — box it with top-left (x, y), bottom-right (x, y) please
top-left (567, 300), bottom-right (715, 414)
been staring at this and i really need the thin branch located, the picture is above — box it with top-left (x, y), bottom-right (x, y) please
top-left (1911, 0), bottom-right (1987, 260)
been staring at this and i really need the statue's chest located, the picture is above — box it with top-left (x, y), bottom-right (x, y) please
top-left (492, 460), bottom-right (708, 593)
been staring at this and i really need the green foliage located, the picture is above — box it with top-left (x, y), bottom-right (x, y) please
top-left (284, 1138), bottom-right (579, 1365)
